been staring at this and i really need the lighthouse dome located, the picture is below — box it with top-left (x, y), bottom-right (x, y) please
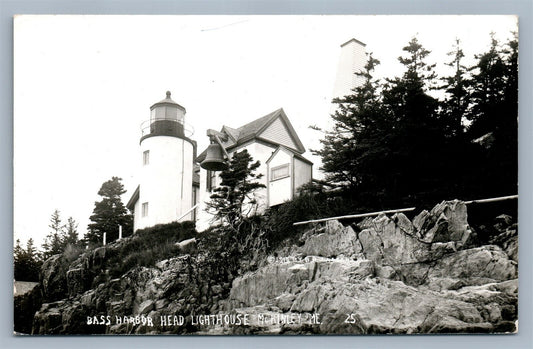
top-left (151, 91), bottom-right (186, 110)
top-left (150, 91), bottom-right (186, 123)
top-left (141, 91), bottom-right (194, 141)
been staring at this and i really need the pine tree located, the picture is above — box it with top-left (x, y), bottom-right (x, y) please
top-left (436, 38), bottom-right (485, 198)
top-left (467, 33), bottom-right (508, 139)
top-left (25, 238), bottom-right (41, 280)
top-left (466, 33), bottom-right (518, 196)
top-left (42, 209), bottom-right (66, 260)
top-left (14, 239), bottom-right (24, 277)
top-left (206, 149), bottom-right (265, 228)
top-left (496, 32), bottom-right (518, 195)
top-left (14, 238), bottom-right (41, 281)
top-left (441, 38), bottom-right (470, 138)
top-left (86, 177), bottom-right (133, 245)
top-left (312, 35), bottom-right (518, 211)
top-left (381, 37), bottom-right (445, 204)
top-left (63, 217), bottom-right (79, 247)
top-left (313, 53), bottom-right (391, 200)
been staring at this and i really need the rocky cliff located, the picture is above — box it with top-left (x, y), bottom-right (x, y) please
top-left (27, 200), bottom-right (518, 335)
top-left (14, 281), bottom-right (42, 334)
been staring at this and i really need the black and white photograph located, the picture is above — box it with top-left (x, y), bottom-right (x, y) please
top-left (13, 15), bottom-right (519, 335)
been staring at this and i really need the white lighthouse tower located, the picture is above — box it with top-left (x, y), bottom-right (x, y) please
top-left (129, 91), bottom-right (196, 231)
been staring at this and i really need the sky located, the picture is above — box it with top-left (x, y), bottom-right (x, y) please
top-left (13, 15), bottom-right (517, 249)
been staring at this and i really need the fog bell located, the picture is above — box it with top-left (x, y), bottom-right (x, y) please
top-left (200, 143), bottom-right (228, 171)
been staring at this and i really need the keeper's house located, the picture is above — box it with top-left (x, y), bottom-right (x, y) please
top-left (195, 108), bottom-right (313, 230)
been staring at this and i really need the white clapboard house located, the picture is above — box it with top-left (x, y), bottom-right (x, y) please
top-left (195, 108), bottom-right (313, 230)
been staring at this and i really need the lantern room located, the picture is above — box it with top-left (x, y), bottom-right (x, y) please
top-left (141, 91), bottom-right (192, 140)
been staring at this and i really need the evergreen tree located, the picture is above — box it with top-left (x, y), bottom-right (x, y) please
top-left (441, 38), bottom-right (470, 138)
top-left (312, 34), bottom-right (518, 212)
top-left (41, 209), bottom-right (66, 260)
top-left (495, 33), bottom-right (519, 196)
top-left (14, 238), bottom-right (41, 281)
top-left (437, 38), bottom-right (484, 198)
top-left (86, 177), bottom-right (133, 245)
top-left (466, 33), bottom-right (518, 196)
top-left (13, 239), bottom-right (24, 277)
top-left (467, 33), bottom-right (508, 139)
top-left (206, 149), bottom-right (265, 228)
top-left (313, 53), bottom-right (391, 201)
top-left (63, 217), bottom-right (79, 247)
top-left (381, 37), bottom-right (445, 204)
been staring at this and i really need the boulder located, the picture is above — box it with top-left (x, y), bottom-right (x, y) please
top-left (412, 210), bottom-right (429, 237)
top-left (33, 300), bottom-right (102, 335)
top-left (14, 281), bottom-right (42, 334)
top-left (314, 258), bottom-right (374, 281)
top-left (66, 267), bottom-right (93, 297)
top-left (357, 213), bottom-right (431, 266)
top-left (32, 305), bottom-right (63, 334)
top-left (417, 200), bottom-right (473, 245)
top-left (230, 262), bottom-right (311, 307)
top-left (489, 223), bottom-right (518, 262)
top-left (137, 300), bottom-right (154, 315)
top-left (274, 293), bottom-right (296, 312)
top-left (299, 220), bottom-right (362, 258)
top-left (230, 257), bottom-right (374, 308)
top-left (291, 277), bottom-right (505, 334)
top-left (231, 273), bottom-right (516, 334)
top-left (493, 214), bottom-right (513, 232)
top-left (427, 245), bottom-right (517, 282)
top-left (395, 245), bottom-right (517, 289)
top-left (155, 299), bottom-right (170, 310)
top-left (41, 255), bottom-right (69, 302)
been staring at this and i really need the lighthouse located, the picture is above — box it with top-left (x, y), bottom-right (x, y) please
top-left (127, 91), bottom-right (197, 231)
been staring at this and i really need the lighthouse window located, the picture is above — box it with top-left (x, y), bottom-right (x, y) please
top-left (142, 202), bottom-right (149, 217)
top-left (143, 150), bottom-right (150, 165)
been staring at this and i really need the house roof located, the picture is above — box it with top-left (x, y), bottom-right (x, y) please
top-left (222, 126), bottom-right (240, 143)
top-left (126, 185), bottom-right (140, 210)
top-left (230, 109), bottom-right (305, 151)
top-left (266, 145), bottom-right (313, 165)
top-left (340, 38), bottom-right (366, 48)
top-left (234, 109), bottom-right (281, 142)
top-left (196, 108), bottom-right (306, 163)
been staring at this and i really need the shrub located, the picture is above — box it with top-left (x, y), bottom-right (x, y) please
top-left (63, 243), bottom-right (84, 263)
top-left (261, 182), bottom-right (366, 250)
top-left (101, 221), bottom-right (196, 279)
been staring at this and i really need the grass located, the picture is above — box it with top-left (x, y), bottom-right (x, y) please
top-left (96, 221), bottom-right (196, 280)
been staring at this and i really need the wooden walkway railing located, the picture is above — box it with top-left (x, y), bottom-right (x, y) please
top-left (292, 194), bottom-right (518, 226)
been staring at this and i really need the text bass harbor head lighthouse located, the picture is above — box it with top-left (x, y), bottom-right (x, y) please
top-left (127, 91), bottom-right (199, 231)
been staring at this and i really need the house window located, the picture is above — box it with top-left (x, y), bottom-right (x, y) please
top-left (142, 202), bottom-right (149, 217)
top-left (143, 150), bottom-right (150, 165)
top-left (271, 164), bottom-right (290, 181)
top-left (206, 170), bottom-right (217, 192)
